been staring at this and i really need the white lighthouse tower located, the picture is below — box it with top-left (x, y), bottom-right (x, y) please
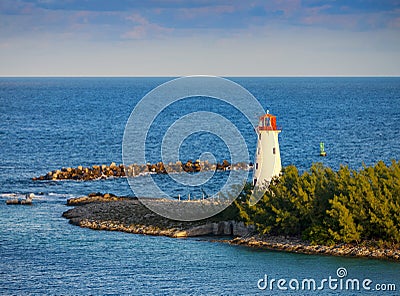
top-left (253, 111), bottom-right (282, 187)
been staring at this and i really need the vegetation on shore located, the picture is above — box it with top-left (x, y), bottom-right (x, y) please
top-left (62, 160), bottom-right (400, 260)
top-left (231, 160), bottom-right (400, 247)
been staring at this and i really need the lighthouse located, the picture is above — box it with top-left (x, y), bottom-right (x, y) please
top-left (253, 111), bottom-right (282, 187)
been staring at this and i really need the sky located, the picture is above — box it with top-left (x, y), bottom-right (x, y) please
top-left (0, 0), bottom-right (399, 76)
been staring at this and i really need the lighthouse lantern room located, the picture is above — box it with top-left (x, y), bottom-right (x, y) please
top-left (253, 111), bottom-right (282, 187)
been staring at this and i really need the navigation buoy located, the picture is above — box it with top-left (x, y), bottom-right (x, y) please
top-left (320, 142), bottom-right (327, 157)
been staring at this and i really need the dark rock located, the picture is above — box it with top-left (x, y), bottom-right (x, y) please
top-left (33, 160), bottom-right (252, 181)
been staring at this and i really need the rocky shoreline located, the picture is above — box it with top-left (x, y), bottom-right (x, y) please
top-left (63, 194), bottom-right (400, 262)
top-left (227, 236), bottom-right (400, 261)
top-left (63, 193), bottom-right (252, 237)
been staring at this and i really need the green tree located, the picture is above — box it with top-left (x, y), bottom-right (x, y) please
top-left (231, 160), bottom-right (400, 245)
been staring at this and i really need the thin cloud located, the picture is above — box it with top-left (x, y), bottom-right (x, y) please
top-left (177, 5), bottom-right (235, 20)
top-left (122, 13), bottom-right (173, 39)
top-left (1, 0), bottom-right (399, 75)
top-left (2, 0), bottom-right (400, 36)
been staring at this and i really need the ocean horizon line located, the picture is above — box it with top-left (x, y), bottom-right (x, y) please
top-left (1, 75), bottom-right (400, 78)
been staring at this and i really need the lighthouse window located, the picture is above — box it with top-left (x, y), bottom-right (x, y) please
top-left (253, 178), bottom-right (257, 186)
top-left (259, 133), bottom-right (261, 140)
top-left (273, 147), bottom-right (276, 154)
top-left (256, 163), bottom-right (258, 169)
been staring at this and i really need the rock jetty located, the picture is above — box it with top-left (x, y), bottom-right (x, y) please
top-left (33, 162), bottom-right (126, 181)
top-left (34, 160), bottom-right (251, 181)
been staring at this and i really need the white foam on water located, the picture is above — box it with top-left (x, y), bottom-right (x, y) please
top-left (0, 192), bottom-right (77, 201)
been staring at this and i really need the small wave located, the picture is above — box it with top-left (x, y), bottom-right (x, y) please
top-left (0, 192), bottom-right (77, 201)
top-left (45, 192), bottom-right (77, 200)
top-left (0, 166), bottom-right (16, 169)
top-left (0, 193), bottom-right (21, 198)
top-left (0, 192), bottom-right (37, 201)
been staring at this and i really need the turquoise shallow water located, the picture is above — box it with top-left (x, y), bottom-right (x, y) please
top-left (0, 77), bottom-right (399, 295)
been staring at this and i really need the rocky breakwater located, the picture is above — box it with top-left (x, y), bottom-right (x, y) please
top-left (33, 160), bottom-right (251, 181)
top-left (229, 236), bottom-right (400, 261)
top-left (62, 194), bottom-right (253, 238)
top-left (33, 162), bottom-right (126, 181)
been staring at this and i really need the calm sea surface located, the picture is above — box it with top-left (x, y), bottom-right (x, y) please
top-left (0, 77), bottom-right (399, 295)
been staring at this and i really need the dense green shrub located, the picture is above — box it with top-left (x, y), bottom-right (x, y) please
top-left (233, 160), bottom-right (400, 245)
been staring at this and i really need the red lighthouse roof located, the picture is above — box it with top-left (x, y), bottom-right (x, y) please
top-left (258, 112), bottom-right (280, 131)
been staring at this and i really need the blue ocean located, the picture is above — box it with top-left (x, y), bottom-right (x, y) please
top-left (0, 77), bottom-right (399, 295)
